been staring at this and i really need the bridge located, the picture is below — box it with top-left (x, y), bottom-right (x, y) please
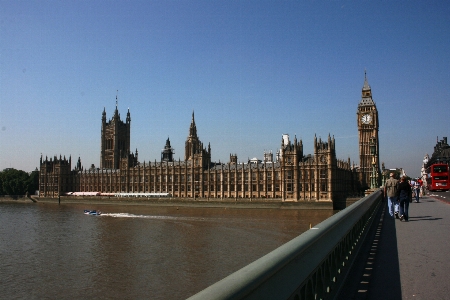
top-left (187, 191), bottom-right (450, 299)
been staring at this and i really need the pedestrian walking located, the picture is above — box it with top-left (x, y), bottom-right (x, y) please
top-left (417, 177), bottom-right (424, 196)
top-left (413, 178), bottom-right (420, 202)
top-left (396, 176), bottom-right (412, 221)
top-left (384, 172), bottom-right (399, 219)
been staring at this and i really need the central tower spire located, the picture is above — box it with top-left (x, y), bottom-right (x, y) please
top-left (189, 111), bottom-right (197, 137)
top-left (100, 93), bottom-right (131, 169)
top-left (185, 111), bottom-right (200, 161)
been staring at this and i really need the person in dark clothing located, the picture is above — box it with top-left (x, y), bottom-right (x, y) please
top-left (396, 176), bottom-right (412, 221)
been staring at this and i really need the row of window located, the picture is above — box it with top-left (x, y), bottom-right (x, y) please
top-left (75, 170), bottom-right (328, 184)
top-left (42, 173), bottom-right (329, 187)
top-left (42, 173), bottom-right (332, 183)
top-left (70, 182), bottom-right (328, 193)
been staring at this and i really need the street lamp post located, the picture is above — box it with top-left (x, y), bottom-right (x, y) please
top-left (370, 137), bottom-right (376, 189)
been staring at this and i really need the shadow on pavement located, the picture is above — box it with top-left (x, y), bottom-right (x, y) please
top-left (408, 216), bottom-right (442, 222)
top-left (336, 201), bottom-right (402, 300)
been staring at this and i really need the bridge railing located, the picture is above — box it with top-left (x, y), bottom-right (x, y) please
top-left (187, 189), bottom-right (383, 300)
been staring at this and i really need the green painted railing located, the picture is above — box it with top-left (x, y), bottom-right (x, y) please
top-left (188, 190), bottom-right (382, 300)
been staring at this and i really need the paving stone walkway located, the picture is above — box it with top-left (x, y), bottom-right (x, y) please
top-left (337, 192), bottom-right (450, 300)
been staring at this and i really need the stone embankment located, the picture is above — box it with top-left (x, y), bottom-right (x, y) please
top-left (2, 195), bottom-right (361, 209)
top-left (28, 195), bottom-right (337, 209)
top-left (0, 195), bottom-right (35, 202)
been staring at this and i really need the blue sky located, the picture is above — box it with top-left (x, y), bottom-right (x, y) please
top-left (1, 0), bottom-right (449, 177)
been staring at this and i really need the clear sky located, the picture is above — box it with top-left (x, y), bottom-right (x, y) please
top-left (1, 0), bottom-right (449, 177)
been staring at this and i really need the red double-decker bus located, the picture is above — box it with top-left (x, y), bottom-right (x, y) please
top-left (426, 163), bottom-right (450, 191)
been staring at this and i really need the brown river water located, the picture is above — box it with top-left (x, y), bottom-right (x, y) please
top-left (0, 202), bottom-right (335, 299)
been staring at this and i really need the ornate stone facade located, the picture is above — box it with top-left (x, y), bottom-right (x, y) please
top-left (40, 76), bottom-right (374, 205)
top-left (356, 72), bottom-right (380, 188)
top-left (100, 97), bottom-right (131, 169)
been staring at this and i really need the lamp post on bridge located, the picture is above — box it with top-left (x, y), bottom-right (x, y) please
top-left (370, 137), bottom-right (377, 189)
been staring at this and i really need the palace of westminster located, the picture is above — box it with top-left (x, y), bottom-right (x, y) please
top-left (39, 74), bottom-right (381, 206)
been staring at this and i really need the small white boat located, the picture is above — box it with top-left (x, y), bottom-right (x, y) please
top-left (84, 210), bottom-right (102, 216)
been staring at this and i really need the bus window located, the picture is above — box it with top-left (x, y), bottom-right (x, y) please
top-left (433, 165), bottom-right (448, 173)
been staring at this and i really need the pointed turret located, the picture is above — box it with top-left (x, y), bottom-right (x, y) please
top-left (162, 137), bottom-right (174, 162)
top-left (314, 134), bottom-right (317, 150)
top-left (185, 111), bottom-right (200, 161)
top-left (189, 111), bottom-right (197, 138)
top-left (114, 95), bottom-right (119, 118)
top-left (76, 156), bottom-right (82, 170)
top-left (359, 70), bottom-right (374, 106)
top-left (126, 107), bottom-right (131, 124)
top-left (362, 70), bottom-right (371, 93)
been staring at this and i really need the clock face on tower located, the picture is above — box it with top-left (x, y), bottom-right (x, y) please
top-left (361, 114), bottom-right (372, 124)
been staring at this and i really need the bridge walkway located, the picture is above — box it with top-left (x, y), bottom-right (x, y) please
top-left (337, 193), bottom-right (450, 300)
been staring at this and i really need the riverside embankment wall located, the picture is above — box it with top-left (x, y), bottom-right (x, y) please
top-left (31, 196), bottom-right (336, 209)
top-left (3, 195), bottom-right (361, 209)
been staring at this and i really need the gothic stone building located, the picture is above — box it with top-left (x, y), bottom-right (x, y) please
top-left (356, 72), bottom-right (380, 188)
top-left (40, 76), bottom-right (379, 204)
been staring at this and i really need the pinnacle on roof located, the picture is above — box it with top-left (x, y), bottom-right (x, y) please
top-left (189, 110), bottom-right (197, 137)
top-left (359, 70), bottom-right (375, 106)
top-left (362, 69), bottom-right (371, 91)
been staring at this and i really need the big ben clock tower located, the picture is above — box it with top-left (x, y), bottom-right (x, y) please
top-left (357, 71), bottom-right (380, 189)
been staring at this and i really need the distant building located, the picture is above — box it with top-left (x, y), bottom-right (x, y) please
top-left (426, 137), bottom-right (450, 166)
top-left (39, 74), bottom-right (379, 206)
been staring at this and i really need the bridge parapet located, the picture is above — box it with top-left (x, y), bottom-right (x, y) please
top-left (188, 189), bottom-right (382, 300)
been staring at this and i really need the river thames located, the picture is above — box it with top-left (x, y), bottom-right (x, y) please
top-left (0, 202), bottom-right (335, 299)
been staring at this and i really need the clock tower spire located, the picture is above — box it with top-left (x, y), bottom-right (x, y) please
top-left (357, 71), bottom-right (380, 189)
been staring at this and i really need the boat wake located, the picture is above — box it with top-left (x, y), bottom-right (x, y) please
top-left (100, 213), bottom-right (205, 221)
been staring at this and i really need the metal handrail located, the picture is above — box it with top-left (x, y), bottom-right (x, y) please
top-left (187, 190), bottom-right (382, 300)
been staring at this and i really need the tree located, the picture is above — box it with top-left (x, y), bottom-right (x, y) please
top-left (0, 168), bottom-right (35, 195)
top-left (27, 169), bottom-right (39, 195)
